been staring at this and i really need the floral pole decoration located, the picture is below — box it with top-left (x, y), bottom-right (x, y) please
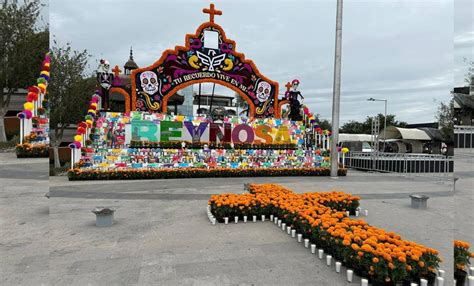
top-left (209, 184), bottom-right (442, 285)
top-left (17, 53), bottom-right (50, 144)
top-left (69, 90), bottom-right (101, 167)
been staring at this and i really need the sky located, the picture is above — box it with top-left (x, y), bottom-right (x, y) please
top-left (48, 0), bottom-right (472, 124)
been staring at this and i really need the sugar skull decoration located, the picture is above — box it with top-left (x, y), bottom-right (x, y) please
top-left (96, 59), bottom-right (113, 90)
top-left (140, 71), bottom-right (159, 95)
top-left (256, 81), bottom-right (271, 103)
top-left (211, 106), bottom-right (227, 123)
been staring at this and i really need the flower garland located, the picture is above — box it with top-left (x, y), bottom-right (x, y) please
top-left (69, 90), bottom-right (101, 149)
top-left (68, 167), bottom-right (347, 181)
top-left (209, 184), bottom-right (441, 284)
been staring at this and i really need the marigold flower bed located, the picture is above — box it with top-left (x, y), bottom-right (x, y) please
top-left (208, 184), bottom-right (441, 285)
top-left (15, 143), bottom-right (49, 158)
top-left (68, 167), bottom-right (347, 181)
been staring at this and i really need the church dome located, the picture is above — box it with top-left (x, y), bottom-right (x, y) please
top-left (124, 47), bottom-right (138, 70)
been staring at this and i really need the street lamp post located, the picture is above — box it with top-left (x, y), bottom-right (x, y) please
top-left (330, 0), bottom-right (344, 178)
top-left (367, 98), bottom-right (387, 151)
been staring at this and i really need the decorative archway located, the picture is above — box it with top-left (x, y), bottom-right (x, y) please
top-left (131, 4), bottom-right (279, 118)
top-left (109, 87), bottom-right (131, 113)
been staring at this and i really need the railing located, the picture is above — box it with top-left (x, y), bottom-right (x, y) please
top-left (343, 151), bottom-right (454, 179)
top-left (454, 125), bottom-right (474, 149)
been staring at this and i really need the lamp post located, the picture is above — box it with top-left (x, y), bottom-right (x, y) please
top-left (367, 98), bottom-right (387, 151)
top-left (330, 0), bottom-right (344, 178)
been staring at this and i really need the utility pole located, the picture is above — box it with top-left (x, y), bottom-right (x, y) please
top-left (330, 0), bottom-right (343, 178)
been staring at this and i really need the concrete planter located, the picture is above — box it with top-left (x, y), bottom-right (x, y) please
top-left (410, 194), bottom-right (429, 209)
top-left (92, 207), bottom-right (115, 227)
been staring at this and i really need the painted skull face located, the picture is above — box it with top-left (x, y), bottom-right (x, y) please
top-left (256, 81), bottom-right (271, 103)
top-left (140, 71), bottom-right (159, 95)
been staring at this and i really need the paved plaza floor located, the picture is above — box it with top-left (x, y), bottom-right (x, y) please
top-left (0, 150), bottom-right (472, 285)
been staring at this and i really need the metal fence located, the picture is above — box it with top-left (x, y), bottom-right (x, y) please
top-left (454, 125), bottom-right (474, 149)
top-left (343, 151), bottom-right (454, 178)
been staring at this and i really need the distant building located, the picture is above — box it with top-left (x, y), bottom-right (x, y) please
top-left (452, 77), bottom-right (474, 126)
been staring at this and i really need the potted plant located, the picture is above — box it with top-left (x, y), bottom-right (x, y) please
top-left (454, 240), bottom-right (473, 286)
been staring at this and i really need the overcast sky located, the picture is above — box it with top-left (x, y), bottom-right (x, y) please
top-left (48, 0), bottom-right (472, 124)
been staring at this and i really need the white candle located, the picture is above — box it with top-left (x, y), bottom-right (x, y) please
top-left (336, 261), bottom-right (341, 273)
top-left (346, 269), bottom-right (353, 282)
top-left (326, 255), bottom-right (332, 266)
top-left (468, 276), bottom-right (474, 286)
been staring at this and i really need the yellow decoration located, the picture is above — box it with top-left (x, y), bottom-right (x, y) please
top-left (38, 83), bottom-right (47, 90)
top-left (74, 135), bottom-right (83, 142)
top-left (24, 102), bottom-right (34, 111)
top-left (188, 55), bottom-right (200, 69)
top-left (342, 147), bottom-right (349, 154)
top-left (223, 58), bottom-right (233, 71)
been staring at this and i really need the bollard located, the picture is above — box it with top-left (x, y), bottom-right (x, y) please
top-left (92, 207), bottom-right (115, 227)
top-left (346, 211), bottom-right (350, 217)
top-left (278, 219), bottom-right (282, 227)
top-left (274, 217), bottom-right (278, 224)
top-left (436, 277), bottom-right (444, 286)
top-left (318, 249), bottom-right (324, 259)
top-left (224, 217), bottom-right (229, 224)
top-left (336, 261), bottom-right (341, 273)
top-left (281, 223), bottom-right (286, 231)
top-left (287, 226), bottom-right (291, 235)
top-left (291, 229), bottom-right (296, 238)
top-left (438, 269), bottom-right (445, 278)
top-left (470, 267), bottom-right (474, 276)
top-left (253, 215), bottom-right (257, 222)
top-left (326, 255), bottom-right (332, 266)
top-left (355, 210), bottom-right (359, 217)
top-left (420, 278), bottom-right (427, 286)
top-left (243, 216), bottom-right (247, 223)
top-left (297, 234), bottom-right (302, 242)
top-left (270, 214), bottom-right (274, 221)
top-left (410, 194), bottom-right (429, 209)
top-left (261, 215), bottom-right (265, 222)
top-left (410, 283), bottom-right (418, 286)
top-left (311, 244), bottom-right (316, 254)
top-left (364, 209), bottom-right (369, 216)
top-left (234, 216), bottom-right (239, 223)
top-left (304, 239), bottom-right (309, 248)
top-left (347, 269), bottom-right (353, 282)
top-left (361, 278), bottom-right (368, 286)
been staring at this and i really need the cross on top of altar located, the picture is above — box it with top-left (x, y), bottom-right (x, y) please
top-left (203, 3), bottom-right (222, 23)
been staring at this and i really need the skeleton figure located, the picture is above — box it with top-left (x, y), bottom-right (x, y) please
top-left (256, 81), bottom-right (271, 103)
top-left (97, 59), bottom-right (110, 73)
top-left (140, 71), bottom-right (159, 95)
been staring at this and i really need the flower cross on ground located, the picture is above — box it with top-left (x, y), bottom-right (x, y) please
top-left (209, 184), bottom-right (441, 284)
